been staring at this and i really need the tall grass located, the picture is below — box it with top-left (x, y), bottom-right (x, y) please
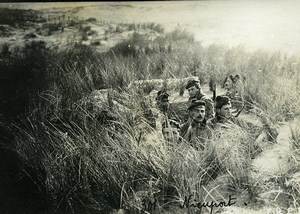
top-left (13, 104), bottom-right (262, 213)
top-left (12, 88), bottom-right (156, 212)
top-left (1, 24), bottom-right (300, 213)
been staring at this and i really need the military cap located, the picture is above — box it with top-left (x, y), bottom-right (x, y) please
top-left (159, 92), bottom-right (169, 102)
top-left (157, 91), bottom-right (169, 101)
top-left (215, 95), bottom-right (231, 109)
top-left (187, 99), bottom-right (206, 111)
top-left (185, 79), bottom-right (200, 89)
top-left (162, 119), bottom-right (180, 130)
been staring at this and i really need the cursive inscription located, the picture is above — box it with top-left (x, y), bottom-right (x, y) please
top-left (180, 194), bottom-right (237, 214)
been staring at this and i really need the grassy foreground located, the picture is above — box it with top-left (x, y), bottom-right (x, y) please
top-left (1, 21), bottom-right (300, 213)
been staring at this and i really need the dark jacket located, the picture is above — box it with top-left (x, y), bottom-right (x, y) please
top-left (207, 115), bottom-right (240, 130)
top-left (181, 119), bottom-right (212, 149)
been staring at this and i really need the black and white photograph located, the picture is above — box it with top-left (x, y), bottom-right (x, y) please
top-left (0, 1), bottom-right (300, 213)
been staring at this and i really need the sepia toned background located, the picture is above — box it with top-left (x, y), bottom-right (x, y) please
top-left (0, 1), bottom-right (300, 214)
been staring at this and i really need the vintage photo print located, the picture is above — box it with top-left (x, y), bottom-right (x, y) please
top-left (0, 1), bottom-right (300, 213)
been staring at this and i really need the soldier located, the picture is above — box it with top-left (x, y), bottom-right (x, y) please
top-left (211, 93), bottom-right (278, 141)
top-left (222, 74), bottom-right (244, 111)
top-left (185, 79), bottom-right (214, 119)
top-left (181, 100), bottom-right (212, 149)
top-left (162, 119), bottom-right (182, 144)
top-left (210, 95), bottom-right (277, 140)
top-left (156, 91), bottom-right (181, 123)
top-left (156, 91), bottom-right (170, 114)
top-left (208, 95), bottom-right (235, 129)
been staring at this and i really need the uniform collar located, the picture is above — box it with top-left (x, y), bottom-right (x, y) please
top-left (191, 118), bottom-right (207, 128)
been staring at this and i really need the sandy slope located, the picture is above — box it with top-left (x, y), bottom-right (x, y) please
top-left (252, 121), bottom-right (292, 179)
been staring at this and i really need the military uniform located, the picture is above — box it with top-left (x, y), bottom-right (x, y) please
top-left (207, 115), bottom-right (242, 130)
top-left (156, 91), bottom-right (182, 124)
top-left (181, 119), bottom-right (212, 150)
top-left (207, 95), bottom-right (241, 129)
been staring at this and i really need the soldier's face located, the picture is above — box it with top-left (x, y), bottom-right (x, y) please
top-left (187, 86), bottom-right (199, 97)
top-left (224, 78), bottom-right (233, 90)
top-left (190, 106), bottom-right (205, 123)
top-left (219, 104), bottom-right (232, 119)
top-left (163, 127), bottom-right (180, 143)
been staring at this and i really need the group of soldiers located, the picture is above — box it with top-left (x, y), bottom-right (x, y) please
top-left (157, 74), bottom-right (275, 148)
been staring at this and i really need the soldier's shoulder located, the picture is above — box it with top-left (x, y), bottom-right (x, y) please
top-left (206, 118), bottom-right (217, 127)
